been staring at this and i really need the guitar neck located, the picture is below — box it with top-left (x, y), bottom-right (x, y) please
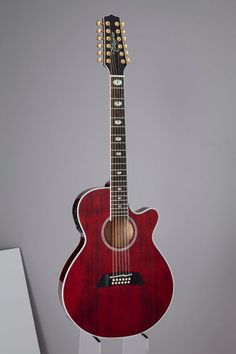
top-left (110, 74), bottom-right (128, 218)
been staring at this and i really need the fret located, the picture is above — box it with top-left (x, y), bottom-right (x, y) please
top-left (110, 98), bottom-right (125, 100)
top-left (111, 115), bottom-right (125, 118)
top-left (111, 178), bottom-right (127, 180)
top-left (111, 214), bottom-right (129, 217)
top-left (111, 202), bottom-right (128, 205)
top-left (111, 207), bottom-right (128, 209)
top-left (111, 141), bottom-right (126, 145)
top-left (111, 206), bottom-right (128, 209)
top-left (111, 159), bottom-right (126, 162)
top-left (111, 178), bottom-right (127, 181)
top-left (111, 163), bottom-right (127, 165)
top-left (111, 177), bottom-right (127, 180)
top-left (111, 196), bottom-right (128, 199)
top-left (111, 210), bottom-right (128, 213)
top-left (111, 191), bottom-right (127, 198)
top-left (111, 208), bottom-right (128, 210)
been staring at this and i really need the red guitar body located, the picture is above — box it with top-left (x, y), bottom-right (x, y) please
top-left (59, 186), bottom-right (173, 338)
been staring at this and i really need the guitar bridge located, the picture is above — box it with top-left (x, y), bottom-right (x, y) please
top-left (97, 272), bottom-right (144, 288)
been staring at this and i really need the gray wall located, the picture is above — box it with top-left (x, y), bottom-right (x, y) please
top-left (0, 0), bottom-right (235, 353)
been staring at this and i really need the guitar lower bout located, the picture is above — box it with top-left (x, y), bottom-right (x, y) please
top-left (59, 186), bottom-right (173, 338)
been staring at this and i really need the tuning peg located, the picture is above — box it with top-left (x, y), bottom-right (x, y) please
top-left (97, 57), bottom-right (103, 63)
top-left (97, 50), bottom-right (102, 55)
top-left (123, 36), bottom-right (127, 41)
top-left (122, 29), bottom-right (126, 34)
top-left (121, 21), bottom-right (125, 26)
top-left (124, 44), bottom-right (128, 49)
top-left (97, 35), bottom-right (103, 41)
top-left (96, 28), bottom-right (102, 33)
top-left (96, 20), bottom-right (102, 26)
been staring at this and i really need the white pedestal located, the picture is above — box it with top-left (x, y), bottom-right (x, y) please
top-left (78, 331), bottom-right (149, 354)
top-left (0, 248), bottom-right (41, 354)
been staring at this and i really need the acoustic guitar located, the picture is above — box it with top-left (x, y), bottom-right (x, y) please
top-left (59, 14), bottom-right (173, 338)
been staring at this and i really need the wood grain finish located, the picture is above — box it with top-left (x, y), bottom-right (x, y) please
top-left (59, 187), bottom-right (173, 338)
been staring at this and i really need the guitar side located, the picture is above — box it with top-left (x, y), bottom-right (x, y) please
top-left (59, 186), bottom-right (173, 338)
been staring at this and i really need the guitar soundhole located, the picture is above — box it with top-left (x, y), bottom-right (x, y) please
top-left (102, 217), bottom-right (136, 250)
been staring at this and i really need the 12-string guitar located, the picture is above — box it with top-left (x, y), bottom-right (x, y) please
top-left (59, 14), bottom-right (173, 338)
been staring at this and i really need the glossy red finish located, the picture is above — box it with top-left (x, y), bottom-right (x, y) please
top-left (59, 187), bottom-right (173, 338)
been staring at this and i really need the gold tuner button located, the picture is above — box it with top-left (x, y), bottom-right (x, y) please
top-left (96, 20), bottom-right (102, 26)
top-left (106, 51), bottom-right (111, 56)
top-left (119, 52), bottom-right (124, 56)
top-left (115, 21), bottom-right (119, 26)
top-left (97, 43), bottom-right (102, 48)
top-left (106, 43), bottom-right (111, 48)
top-left (121, 59), bottom-right (126, 64)
top-left (97, 50), bottom-right (102, 55)
top-left (97, 57), bottom-right (103, 63)
top-left (123, 36), bottom-right (127, 41)
top-left (121, 21), bottom-right (125, 26)
top-left (97, 35), bottom-right (102, 41)
top-left (122, 29), bottom-right (126, 34)
top-left (96, 28), bottom-right (102, 33)
top-left (105, 21), bottom-right (110, 26)
top-left (106, 58), bottom-right (111, 63)
top-left (124, 44), bottom-right (128, 48)
top-left (125, 51), bottom-right (129, 55)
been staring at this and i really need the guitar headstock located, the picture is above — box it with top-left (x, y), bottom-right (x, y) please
top-left (96, 14), bottom-right (130, 75)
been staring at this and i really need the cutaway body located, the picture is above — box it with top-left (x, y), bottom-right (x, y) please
top-left (59, 186), bottom-right (173, 338)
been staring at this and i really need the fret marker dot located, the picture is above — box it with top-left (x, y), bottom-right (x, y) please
top-left (116, 137), bottom-right (121, 141)
top-left (117, 171), bottom-right (122, 175)
top-left (115, 120), bottom-right (122, 125)
top-left (114, 101), bottom-right (122, 107)
top-left (113, 79), bottom-right (122, 86)
top-left (118, 188), bottom-right (122, 191)
top-left (116, 152), bottom-right (121, 156)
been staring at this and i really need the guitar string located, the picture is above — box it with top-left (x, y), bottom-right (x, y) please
top-left (114, 44), bottom-right (123, 276)
top-left (110, 42), bottom-right (118, 276)
top-left (109, 22), bottom-right (130, 277)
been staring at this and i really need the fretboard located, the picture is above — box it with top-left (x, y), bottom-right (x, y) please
top-left (110, 75), bottom-right (128, 218)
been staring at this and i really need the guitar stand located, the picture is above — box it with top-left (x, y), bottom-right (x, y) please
top-left (79, 330), bottom-right (149, 354)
